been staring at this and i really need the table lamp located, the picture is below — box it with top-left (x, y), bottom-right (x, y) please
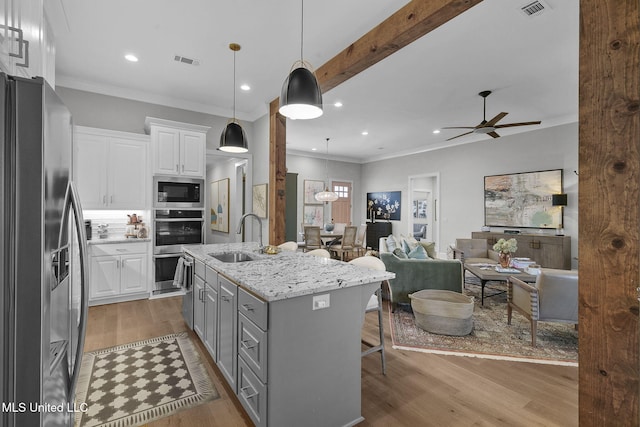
top-left (552, 194), bottom-right (568, 236)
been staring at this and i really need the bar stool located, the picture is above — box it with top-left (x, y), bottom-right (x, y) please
top-left (349, 255), bottom-right (386, 374)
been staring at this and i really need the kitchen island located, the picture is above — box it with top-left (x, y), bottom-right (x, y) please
top-left (184, 243), bottom-right (394, 427)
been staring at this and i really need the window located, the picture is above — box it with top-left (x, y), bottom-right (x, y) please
top-left (333, 185), bottom-right (349, 198)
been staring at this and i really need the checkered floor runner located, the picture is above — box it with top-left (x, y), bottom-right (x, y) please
top-left (74, 332), bottom-right (218, 427)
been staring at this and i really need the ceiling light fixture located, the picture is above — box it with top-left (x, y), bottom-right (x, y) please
top-left (334, 101), bottom-right (343, 107)
top-left (219, 43), bottom-right (248, 153)
top-left (362, 131), bottom-right (369, 136)
top-left (433, 129), bottom-right (441, 134)
top-left (240, 84), bottom-right (251, 91)
top-left (315, 138), bottom-right (339, 203)
top-left (279, 0), bottom-right (323, 120)
top-left (124, 54), bottom-right (138, 62)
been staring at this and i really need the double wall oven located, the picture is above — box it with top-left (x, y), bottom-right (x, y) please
top-left (152, 176), bottom-right (204, 295)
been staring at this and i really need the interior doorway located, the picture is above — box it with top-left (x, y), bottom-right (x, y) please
top-left (331, 180), bottom-right (352, 225)
top-left (408, 173), bottom-right (440, 254)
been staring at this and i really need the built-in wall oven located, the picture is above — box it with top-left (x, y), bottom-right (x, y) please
top-left (153, 209), bottom-right (204, 295)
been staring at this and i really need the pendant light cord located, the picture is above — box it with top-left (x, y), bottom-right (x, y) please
top-left (233, 49), bottom-right (237, 120)
top-left (325, 137), bottom-right (330, 187)
top-left (300, 0), bottom-right (304, 62)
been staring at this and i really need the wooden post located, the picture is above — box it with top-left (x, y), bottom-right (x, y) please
top-left (269, 99), bottom-right (287, 244)
top-left (579, 0), bottom-right (640, 423)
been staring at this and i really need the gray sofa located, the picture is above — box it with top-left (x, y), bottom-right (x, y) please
top-left (378, 237), bottom-right (463, 309)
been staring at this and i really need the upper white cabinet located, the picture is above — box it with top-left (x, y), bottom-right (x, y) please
top-left (145, 117), bottom-right (210, 178)
top-left (0, 0), bottom-right (55, 83)
top-left (73, 126), bottom-right (150, 210)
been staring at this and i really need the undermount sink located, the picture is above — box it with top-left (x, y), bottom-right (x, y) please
top-left (209, 252), bottom-right (255, 263)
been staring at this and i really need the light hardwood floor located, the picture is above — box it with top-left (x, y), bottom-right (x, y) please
top-left (84, 296), bottom-right (578, 427)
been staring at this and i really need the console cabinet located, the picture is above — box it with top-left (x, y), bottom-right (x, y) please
top-left (471, 231), bottom-right (571, 269)
top-left (366, 222), bottom-right (392, 251)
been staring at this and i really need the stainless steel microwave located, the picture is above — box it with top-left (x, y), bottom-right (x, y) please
top-left (153, 176), bottom-right (204, 208)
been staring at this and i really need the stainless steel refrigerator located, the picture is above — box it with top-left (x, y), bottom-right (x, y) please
top-left (0, 74), bottom-right (88, 426)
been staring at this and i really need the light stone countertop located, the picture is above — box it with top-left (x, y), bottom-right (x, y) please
top-left (87, 237), bottom-right (151, 245)
top-left (183, 242), bottom-right (395, 302)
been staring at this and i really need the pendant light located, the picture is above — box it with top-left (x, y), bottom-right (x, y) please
top-left (219, 43), bottom-right (248, 153)
top-left (279, 0), bottom-right (323, 120)
top-left (315, 138), bottom-right (338, 203)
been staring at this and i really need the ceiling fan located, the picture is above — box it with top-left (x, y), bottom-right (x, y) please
top-left (442, 90), bottom-right (541, 141)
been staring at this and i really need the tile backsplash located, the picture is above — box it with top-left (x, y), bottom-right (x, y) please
top-left (83, 210), bottom-right (150, 239)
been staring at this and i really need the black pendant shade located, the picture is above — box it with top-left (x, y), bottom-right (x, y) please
top-left (279, 66), bottom-right (323, 120)
top-left (219, 121), bottom-right (248, 153)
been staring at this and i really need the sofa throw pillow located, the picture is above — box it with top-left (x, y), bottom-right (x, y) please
top-left (408, 245), bottom-right (429, 259)
top-left (386, 235), bottom-right (398, 252)
top-left (400, 235), bottom-right (419, 254)
top-left (393, 248), bottom-right (409, 259)
top-left (419, 241), bottom-right (437, 259)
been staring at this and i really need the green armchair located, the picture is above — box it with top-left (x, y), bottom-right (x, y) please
top-left (380, 252), bottom-right (463, 310)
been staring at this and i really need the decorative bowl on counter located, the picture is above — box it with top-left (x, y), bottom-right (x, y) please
top-left (263, 245), bottom-right (281, 255)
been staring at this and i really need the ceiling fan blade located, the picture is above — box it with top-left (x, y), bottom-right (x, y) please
top-left (487, 131), bottom-right (500, 138)
top-left (446, 131), bottom-right (474, 141)
top-left (483, 112), bottom-right (508, 127)
top-left (494, 121), bottom-right (542, 128)
top-left (441, 126), bottom-right (477, 129)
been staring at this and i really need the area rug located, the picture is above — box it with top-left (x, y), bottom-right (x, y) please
top-left (74, 332), bottom-right (219, 427)
top-left (389, 276), bottom-right (578, 366)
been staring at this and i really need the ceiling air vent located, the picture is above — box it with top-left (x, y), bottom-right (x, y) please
top-left (520, 0), bottom-right (549, 17)
top-left (174, 55), bottom-right (200, 66)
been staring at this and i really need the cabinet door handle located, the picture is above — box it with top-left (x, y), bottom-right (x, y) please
top-left (181, 164), bottom-right (184, 172)
top-left (221, 295), bottom-right (230, 302)
top-left (103, 195), bottom-right (106, 205)
top-left (110, 195), bottom-right (114, 204)
top-left (176, 164), bottom-right (179, 172)
top-left (241, 303), bottom-right (254, 312)
top-left (240, 386), bottom-right (257, 400)
top-left (116, 259), bottom-right (120, 269)
top-left (241, 339), bottom-right (257, 350)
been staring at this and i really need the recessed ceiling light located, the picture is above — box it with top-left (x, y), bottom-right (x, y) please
top-left (433, 129), bottom-right (441, 134)
top-left (125, 54), bottom-right (138, 62)
top-left (362, 131), bottom-right (369, 136)
top-left (334, 101), bottom-right (343, 107)
top-left (311, 147), bottom-right (317, 151)
top-left (240, 84), bottom-right (250, 91)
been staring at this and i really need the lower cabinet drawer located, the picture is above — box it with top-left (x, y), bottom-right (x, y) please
top-left (238, 313), bottom-right (267, 383)
top-left (238, 356), bottom-right (267, 427)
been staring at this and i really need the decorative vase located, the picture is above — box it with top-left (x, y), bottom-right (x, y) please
top-left (499, 252), bottom-right (512, 268)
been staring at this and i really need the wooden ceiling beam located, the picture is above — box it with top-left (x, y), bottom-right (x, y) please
top-left (315, 0), bottom-right (483, 93)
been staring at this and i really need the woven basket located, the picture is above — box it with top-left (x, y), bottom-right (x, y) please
top-left (409, 290), bottom-right (474, 336)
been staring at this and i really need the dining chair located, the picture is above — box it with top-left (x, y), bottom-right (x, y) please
top-left (306, 248), bottom-right (331, 258)
top-left (303, 226), bottom-right (322, 251)
top-left (330, 225), bottom-right (357, 261)
top-left (349, 255), bottom-right (386, 374)
top-left (353, 224), bottom-right (367, 257)
top-left (278, 241), bottom-right (298, 251)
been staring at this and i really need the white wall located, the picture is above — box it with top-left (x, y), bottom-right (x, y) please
top-left (249, 113), bottom-right (270, 244)
top-left (362, 123), bottom-right (578, 265)
top-left (286, 153), bottom-right (363, 230)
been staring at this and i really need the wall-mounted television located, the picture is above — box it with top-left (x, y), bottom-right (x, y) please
top-left (484, 169), bottom-right (563, 229)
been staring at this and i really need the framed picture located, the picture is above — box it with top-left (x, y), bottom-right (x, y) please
top-left (210, 178), bottom-right (230, 233)
top-left (303, 205), bottom-right (324, 226)
top-left (304, 180), bottom-right (325, 204)
top-left (253, 183), bottom-right (268, 218)
top-left (367, 191), bottom-right (402, 221)
top-left (484, 169), bottom-right (563, 229)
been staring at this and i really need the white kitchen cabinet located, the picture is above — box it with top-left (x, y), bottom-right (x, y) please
top-left (204, 266), bottom-right (218, 361)
top-left (89, 242), bottom-right (150, 306)
top-left (145, 117), bottom-right (210, 178)
top-left (74, 126), bottom-right (149, 210)
top-left (0, 0), bottom-right (54, 83)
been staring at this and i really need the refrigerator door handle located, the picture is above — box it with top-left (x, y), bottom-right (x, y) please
top-left (60, 181), bottom-right (89, 401)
